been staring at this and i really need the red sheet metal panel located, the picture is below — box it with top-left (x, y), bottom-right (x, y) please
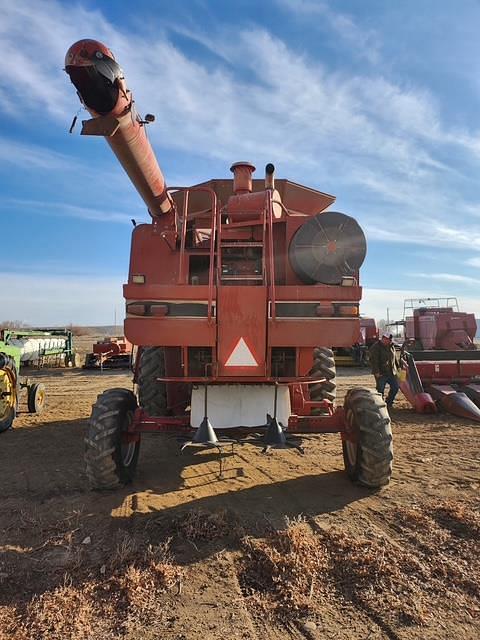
top-left (274, 285), bottom-right (362, 301)
top-left (269, 318), bottom-right (359, 348)
top-left (217, 286), bottom-right (267, 377)
top-left (125, 318), bottom-right (215, 346)
top-left (416, 360), bottom-right (480, 383)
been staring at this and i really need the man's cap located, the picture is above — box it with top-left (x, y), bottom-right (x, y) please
top-left (382, 333), bottom-right (393, 340)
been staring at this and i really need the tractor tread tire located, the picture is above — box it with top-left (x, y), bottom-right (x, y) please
top-left (85, 388), bottom-right (139, 490)
top-left (138, 347), bottom-right (168, 416)
top-left (310, 347), bottom-right (337, 405)
top-left (343, 387), bottom-right (393, 488)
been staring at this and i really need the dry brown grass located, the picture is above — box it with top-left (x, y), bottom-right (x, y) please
top-left (240, 517), bottom-right (329, 617)
top-left (0, 535), bottom-right (183, 640)
top-left (174, 508), bottom-right (235, 542)
top-left (237, 500), bottom-right (480, 628)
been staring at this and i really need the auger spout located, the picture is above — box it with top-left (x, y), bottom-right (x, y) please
top-left (65, 39), bottom-right (173, 218)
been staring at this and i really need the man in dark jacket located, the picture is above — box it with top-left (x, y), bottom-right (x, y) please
top-left (369, 333), bottom-right (399, 409)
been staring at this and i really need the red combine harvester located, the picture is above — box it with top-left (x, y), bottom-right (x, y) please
top-left (65, 39), bottom-right (393, 490)
top-left (83, 337), bottom-right (132, 369)
top-left (395, 299), bottom-right (480, 422)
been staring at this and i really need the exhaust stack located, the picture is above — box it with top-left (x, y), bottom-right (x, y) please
top-left (265, 163), bottom-right (275, 190)
top-left (65, 39), bottom-right (173, 218)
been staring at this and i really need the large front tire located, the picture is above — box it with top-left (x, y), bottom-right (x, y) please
top-left (85, 388), bottom-right (140, 490)
top-left (342, 388), bottom-right (393, 488)
top-left (138, 347), bottom-right (168, 416)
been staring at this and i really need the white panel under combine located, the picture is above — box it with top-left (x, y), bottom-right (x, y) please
top-left (190, 384), bottom-right (291, 429)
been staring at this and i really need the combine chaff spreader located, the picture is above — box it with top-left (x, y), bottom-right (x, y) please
top-left (65, 39), bottom-right (393, 490)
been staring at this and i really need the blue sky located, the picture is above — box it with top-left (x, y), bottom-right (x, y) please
top-left (1, 0), bottom-right (480, 325)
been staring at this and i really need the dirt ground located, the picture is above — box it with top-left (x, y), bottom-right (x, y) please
top-left (0, 359), bottom-right (479, 639)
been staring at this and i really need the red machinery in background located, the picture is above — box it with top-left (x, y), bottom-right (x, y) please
top-left (403, 298), bottom-right (477, 351)
top-left (83, 337), bottom-right (132, 369)
top-left (65, 39), bottom-right (393, 491)
top-left (393, 299), bottom-right (480, 422)
top-left (334, 317), bottom-right (378, 366)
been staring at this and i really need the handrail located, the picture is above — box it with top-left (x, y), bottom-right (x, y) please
top-left (177, 189), bottom-right (189, 285)
top-left (167, 186), bottom-right (218, 323)
top-left (216, 195), bottom-right (223, 286)
top-left (266, 189), bottom-right (276, 320)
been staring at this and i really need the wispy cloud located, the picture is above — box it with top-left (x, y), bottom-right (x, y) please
top-left (466, 256), bottom-right (480, 267)
top-left (1, 0), bottom-right (480, 257)
top-left (409, 272), bottom-right (480, 285)
top-left (276, 0), bottom-right (381, 64)
top-left (0, 136), bottom-right (80, 170)
top-left (5, 198), bottom-right (135, 225)
top-left (366, 220), bottom-right (480, 252)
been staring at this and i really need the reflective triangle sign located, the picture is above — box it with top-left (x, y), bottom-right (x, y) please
top-left (225, 337), bottom-right (258, 367)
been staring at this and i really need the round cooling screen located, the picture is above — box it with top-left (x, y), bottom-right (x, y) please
top-left (288, 211), bottom-right (367, 285)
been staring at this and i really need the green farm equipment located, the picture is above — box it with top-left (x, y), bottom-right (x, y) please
top-left (0, 339), bottom-right (46, 432)
top-left (1, 328), bottom-right (81, 368)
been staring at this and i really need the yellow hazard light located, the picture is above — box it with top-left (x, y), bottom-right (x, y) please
top-left (337, 305), bottom-right (359, 317)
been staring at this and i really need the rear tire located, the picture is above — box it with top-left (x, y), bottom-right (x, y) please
top-left (310, 347), bottom-right (337, 405)
top-left (342, 387), bottom-right (393, 488)
top-left (138, 347), bottom-right (168, 416)
top-left (85, 388), bottom-right (140, 490)
top-left (28, 383), bottom-right (46, 414)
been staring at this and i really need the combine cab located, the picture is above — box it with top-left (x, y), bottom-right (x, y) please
top-left (65, 39), bottom-right (393, 490)
top-left (392, 299), bottom-right (480, 422)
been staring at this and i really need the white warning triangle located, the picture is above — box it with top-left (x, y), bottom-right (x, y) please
top-left (225, 337), bottom-right (258, 367)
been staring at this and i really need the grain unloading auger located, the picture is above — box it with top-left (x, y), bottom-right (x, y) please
top-left (66, 39), bottom-right (393, 490)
